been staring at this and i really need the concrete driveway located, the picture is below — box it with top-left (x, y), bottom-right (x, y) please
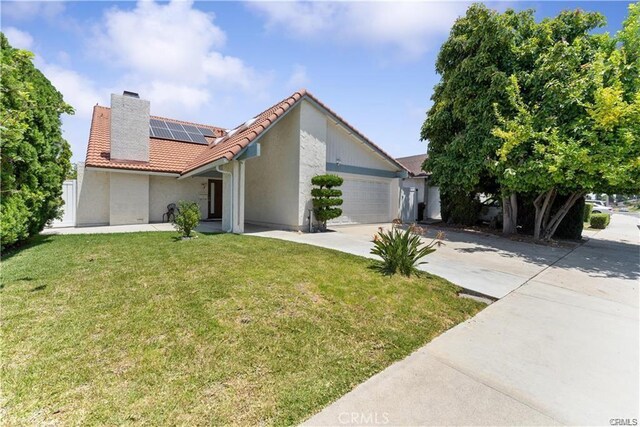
top-left (252, 215), bottom-right (639, 425)
top-left (250, 222), bottom-right (587, 299)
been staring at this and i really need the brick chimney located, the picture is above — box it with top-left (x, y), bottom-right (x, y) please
top-left (110, 91), bottom-right (150, 162)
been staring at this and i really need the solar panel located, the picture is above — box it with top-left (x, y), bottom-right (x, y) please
top-left (198, 127), bottom-right (214, 137)
top-left (148, 119), bottom-right (214, 144)
top-left (188, 133), bottom-right (207, 144)
top-left (151, 127), bottom-right (173, 139)
top-left (181, 124), bottom-right (199, 133)
top-left (166, 122), bottom-right (184, 132)
top-left (170, 130), bottom-right (191, 142)
top-left (150, 119), bottom-right (168, 128)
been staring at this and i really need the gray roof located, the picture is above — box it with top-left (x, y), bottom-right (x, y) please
top-left (395, 154), bottom-right (428, 177)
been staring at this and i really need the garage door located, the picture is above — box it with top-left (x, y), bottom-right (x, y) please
top-left (329, 176), bottom-right (392, 225)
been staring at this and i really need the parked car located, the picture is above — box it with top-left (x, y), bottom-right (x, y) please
top-left (586, 200), bottom-right (613, 214)
top-left (479, 197), bottom-right (502, 228)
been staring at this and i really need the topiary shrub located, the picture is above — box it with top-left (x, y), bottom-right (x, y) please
top-left (370, 224), bottom-right (443, 277)
top-left (311, 174), bottom-right (343, 231)
top-left (554, 197), bottom-right (585, 239)
top-left (583, 203), bottom-right (593, 223)
top-left (590, 213), bottom-right (610, 229)
top-left (172, 201), bottom-right (201, 238)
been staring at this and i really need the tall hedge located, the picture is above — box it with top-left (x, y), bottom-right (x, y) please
top-left (1, 33), bottom-right (73, 249)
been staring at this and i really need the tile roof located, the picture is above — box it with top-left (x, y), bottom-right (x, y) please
top-left (84, 106), bottom-right (225, 174)
top-left (182, 90), bottom-right (305, 174)
top-left (182, 89), bottom-right (407, 175)
top-left (396, 154), bottom-right (428, 177)
top-left (85, 90), bottom-right (407, 176)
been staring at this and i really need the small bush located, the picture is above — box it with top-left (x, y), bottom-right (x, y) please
top-left (172, 201), bottom-right (201, 237)
top-left (590, 213), bottom-right (610, 229)
top-left (584, 203), bottom-right (593, 223)
top-left (370, 224), bottom-right (443, 277)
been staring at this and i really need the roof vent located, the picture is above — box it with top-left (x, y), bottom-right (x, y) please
top-left (122, 91), bottom-right (140, 98)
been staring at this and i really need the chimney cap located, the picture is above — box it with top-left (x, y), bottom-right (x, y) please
top-left (122, 90), bottom-right (140, 98)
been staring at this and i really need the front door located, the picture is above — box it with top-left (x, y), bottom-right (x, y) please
top-left (208, 179), bottom-right (223, 219)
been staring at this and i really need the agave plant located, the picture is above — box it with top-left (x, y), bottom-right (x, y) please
top-left (370, 223), bottom-right (444, 277)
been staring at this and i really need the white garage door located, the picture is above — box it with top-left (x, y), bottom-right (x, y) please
top-left (329, 176), bottom-right (392, 225)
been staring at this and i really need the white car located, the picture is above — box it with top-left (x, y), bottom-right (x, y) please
top-left (586, 200), bottom-right (613, 214)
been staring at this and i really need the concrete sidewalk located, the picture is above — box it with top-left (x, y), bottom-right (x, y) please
top-left (249, 223), bottom-right (574, 299)
top-left (42, 221), bottom-right (225, 235)
top-left (304, 214), bottom-right (639, 426)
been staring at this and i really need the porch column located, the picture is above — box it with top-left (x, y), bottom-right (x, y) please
top-left (233, 160), bottom-right (245, 233)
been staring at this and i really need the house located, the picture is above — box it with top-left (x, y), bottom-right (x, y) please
top-left (396, 154), bottom-right (441, 221)
top-left (76, 90), bottom-right (408, 232)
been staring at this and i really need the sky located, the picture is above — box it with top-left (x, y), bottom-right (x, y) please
top-left (1, 0), bottom-right (635, 163)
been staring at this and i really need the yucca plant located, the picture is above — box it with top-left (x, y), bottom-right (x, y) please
top-left (370, 223), bottom-right (444, 277)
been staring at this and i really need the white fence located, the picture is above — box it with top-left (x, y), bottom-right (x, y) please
top-left (51, 179), bottom-right (76, 227)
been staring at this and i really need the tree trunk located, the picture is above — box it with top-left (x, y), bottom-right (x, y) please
top-left (533, 188), bottom-right (556, 240)
top-left (502, 193), bottom-right (518, 235)
top-left (531, 190), bottom-right (586, 241)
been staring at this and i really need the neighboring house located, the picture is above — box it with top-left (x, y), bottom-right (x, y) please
top-left (76, 90), bottom-right (408, 232)
top-left (395, 154), bottom-right (441, 221)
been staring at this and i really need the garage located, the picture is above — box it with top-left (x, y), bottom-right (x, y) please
top-left (329, 174), bottom-right (395, 225)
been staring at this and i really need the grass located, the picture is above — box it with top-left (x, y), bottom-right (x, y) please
top-left (1, 232), bottom-right (484, 425)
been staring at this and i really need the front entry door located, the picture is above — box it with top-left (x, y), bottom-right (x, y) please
top-left (208, 179), bottom-right (223, 219)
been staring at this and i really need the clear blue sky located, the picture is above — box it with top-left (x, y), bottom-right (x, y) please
top-left (1, 1), bottom-right (634, 162)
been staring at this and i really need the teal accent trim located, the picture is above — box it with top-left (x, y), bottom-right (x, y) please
top-left (326, 163), bottom-right (404, 178)
top-left (237, 142), bottom-right (261, 161)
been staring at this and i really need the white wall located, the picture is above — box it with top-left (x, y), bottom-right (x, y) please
top-left (402, 177), bottom-right (426, 204)
top-left (326, 121), bottom-right (396, 171)
top-left (76, 164), bottom-right (110, 226)
top-left (426, 185), bottom-right (441, 220)
top-left (110, 93), bottom-right (150, 162)
top-left (299, 101), bottom-right (328, 229)
top-left (149, 176), bottom-right (208, 222)
top-left (244, 105), bottom-right (302, 229)
top-left (109, 172), bottom-right (149, 225)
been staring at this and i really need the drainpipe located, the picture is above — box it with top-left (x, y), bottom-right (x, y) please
top-left (216, 164), bottom-right (233, 233)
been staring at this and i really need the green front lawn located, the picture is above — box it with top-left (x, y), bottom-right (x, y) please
top-left (1, 232), bottom-right (484, 425)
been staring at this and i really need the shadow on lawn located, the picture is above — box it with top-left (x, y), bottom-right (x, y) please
top-left (1, 234), bottom-right (54, 263)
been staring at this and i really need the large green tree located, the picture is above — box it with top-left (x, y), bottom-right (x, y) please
top-left (423, 3), bottom-right (639, 240)
top-left (1, 33), bottom-right (73, 249)
top-left (492, 5), bottom-right (639, 240)
top-left (421, 4), bottom-right (536, 234)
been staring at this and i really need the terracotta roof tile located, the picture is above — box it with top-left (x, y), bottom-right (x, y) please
top-left (84, 106), bottom-right (223, 174)
top-left (85, 90), bottom-right (407, 176)
top-left (182, 90), bottom-right (304, 174)
top-left (182, 89), bottom-right (407, 175)
top-left (396, 154), bottom-right (429, 177)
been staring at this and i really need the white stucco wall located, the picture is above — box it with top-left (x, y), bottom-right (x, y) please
top-left (109, 172), bottom-right (149, 225)
top-left (402, 177), bottom-right (426, 204)
top-left (76, 164), bottom-right (110, 226)
top-left (148, 176), bottom-right (208, 222)
top-left (244, 104), bottom-right (302, 229)
top-left (298, 101), bottom-right (328, 229)
top-left (426, 185), bottom-right (442, 220)
top-left (110, 93), bottom-right (150, 162)
top-left (326, 122), bottom-right (396, 171)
